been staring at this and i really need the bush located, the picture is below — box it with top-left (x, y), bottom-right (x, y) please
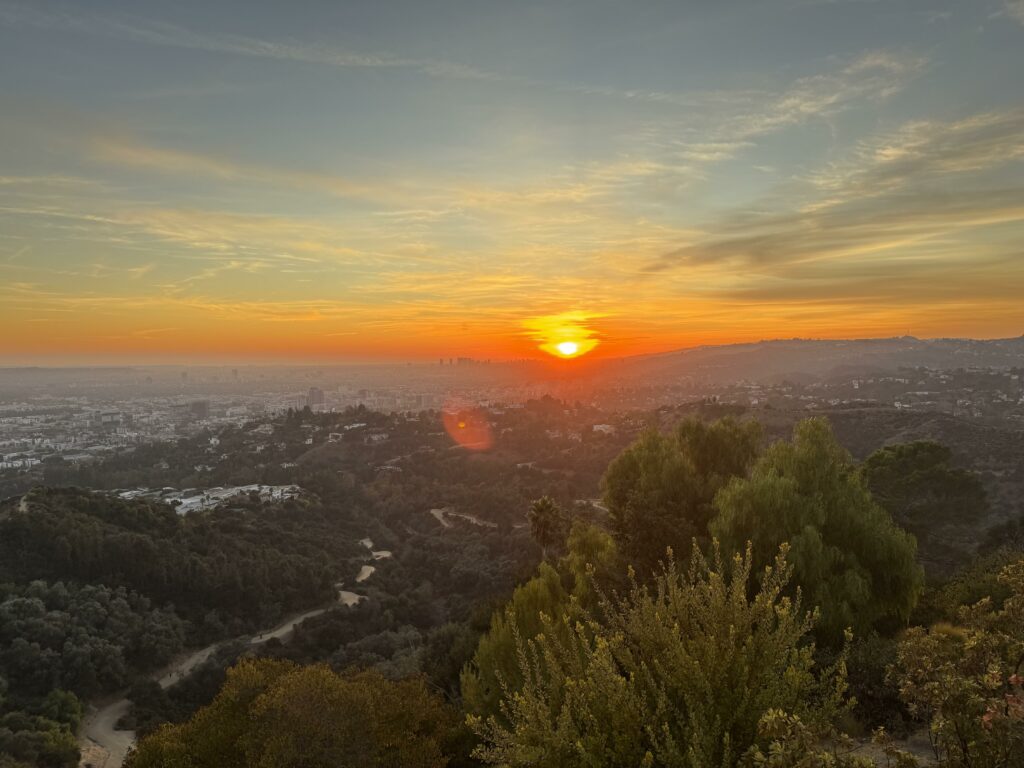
top-left (470, 542), bottom-right (851, 768)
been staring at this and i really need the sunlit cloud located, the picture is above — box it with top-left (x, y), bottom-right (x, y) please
top-left (523, 311), bottom-right (603, 358)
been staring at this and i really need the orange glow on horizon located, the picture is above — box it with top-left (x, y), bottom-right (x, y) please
top-left (3, 296), bottom-right (1024, 365)
top-left (525, 312), bottom-right (601, 360)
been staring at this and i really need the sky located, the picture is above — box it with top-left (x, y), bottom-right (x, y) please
top-left (1, 0), bottom-right (1023, 364)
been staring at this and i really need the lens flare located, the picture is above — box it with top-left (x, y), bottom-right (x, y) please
top-left (441, 400), bottom-right (494, 450)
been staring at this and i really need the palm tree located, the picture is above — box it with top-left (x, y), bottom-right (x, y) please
top-left (527, 496), bottom-right (566, 561)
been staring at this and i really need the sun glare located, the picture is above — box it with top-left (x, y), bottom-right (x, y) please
top-left (524, 311), bottom-right (602, 360)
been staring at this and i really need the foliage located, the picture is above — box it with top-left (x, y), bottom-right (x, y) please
top-left (460, 521), bottom-right (619, 721)
top-left (0, 675), bottom-right (80, 768)
top-left (0, 581), bottom-right (184, 700)
top-left (127, 659), bottom-right (455, 768)
top-left (862, 441), bottom-right (989, 576)
top-left (420, 622), bottom-right (485, 703)
top-left (742, 709), bottom-right (875, 768)
top-left (527, 496), bottom-right (569, 561)
top-left (843, 633), bottom-right (912, 736)
top-left (461, 561), bottom-right (569, 721)
top-left (712, 418), bottom-right (923, 641)
top-left (470, 543), bottom-right (851, 768)
top-left (918, 547), bottom-right (1024, 626)
top-left (0, 487), bottom-right (345, 628)
top-left (891, 557), bottom-right (1024, 768)
top-left (602, 416), bottom-right (762, 576)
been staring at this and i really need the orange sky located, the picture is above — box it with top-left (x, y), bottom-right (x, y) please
top-left (2, 2), bottom-right (1023, 364)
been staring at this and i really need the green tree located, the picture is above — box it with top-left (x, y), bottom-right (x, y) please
top-left (712, 418), bottom-right (922, 641)
top-left (527, 496), bottom-right (567, 561)
top-left (602, 416), bottom-right (761, 576)
top-left (127, 660), bottom-right (454, 768)
top-left (862, 441), bottom-right (989, 576)
top-left (461, 522), bottom-right (619, 720)
top-left (470, 543), bottom-right (852, 768)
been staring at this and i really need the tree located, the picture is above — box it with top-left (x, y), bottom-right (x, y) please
top-left (712, 418), bottom-right (922, 642)
top-left (891, 557), bottom-right (1024, 768)
top-left (470, 543), bottom-right (852, 768)
top-left (527, 496), bottom-right (567, 561)
top-left (461, 522), bottom-right (619, 720)
top-left (602, 417), bottom-right (761, 576)
top-left (127, 660), bottom-right (454, 768)
top-left (862, 441), bottom-right (989, 577)
top-left (460, 562), bottom-right (568, 720)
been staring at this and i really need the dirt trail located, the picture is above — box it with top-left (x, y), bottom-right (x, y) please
top-left (79, 606), bottom-right (335, 767)
top-left (79, 536), bottom-right (386, 768)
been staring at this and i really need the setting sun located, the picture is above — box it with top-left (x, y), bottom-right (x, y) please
top-left (524, 312), bottom-right (601, 359)
top-left (556, 341), bottom-right (579, 357)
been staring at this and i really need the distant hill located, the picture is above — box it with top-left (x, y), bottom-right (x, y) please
top-left (607, 336), bottom-right (1024, 384)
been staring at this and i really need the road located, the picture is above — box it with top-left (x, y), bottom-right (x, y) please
top-left (78, 536), bottom-right (383, 767)
top-left (79, 606), bottom-right (339, 767)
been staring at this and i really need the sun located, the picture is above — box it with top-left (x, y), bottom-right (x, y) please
top-left (524, 311), bottom-right (601, 359)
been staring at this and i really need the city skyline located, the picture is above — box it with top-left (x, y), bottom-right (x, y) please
top-left (2, 0), bottom-right (1024, 364)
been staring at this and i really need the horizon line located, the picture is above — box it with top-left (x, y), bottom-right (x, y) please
top-left (2, 332), bottom-right (1022, 369)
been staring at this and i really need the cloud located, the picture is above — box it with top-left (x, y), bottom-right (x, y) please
top-left (1005, 0), bottom-right (1024, 24)
top-left (807, 109), bottom-right (1024, 205)
top-left (715, 51), bottom-right (928, 142)
top-left (89, 138), bottom-right (407, 205)
top-left (647, 107), bottom-right (1024, 272)
top-left (651, 187), bottom-right (1024, 274)
top-left (0, 1), bottom-right (925, 118)
top-left (0, 2), bottom-right (504, 81)
top-left (0, 2), bottom-right (708, 108)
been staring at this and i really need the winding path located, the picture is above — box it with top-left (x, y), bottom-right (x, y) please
top-left (79, 538), bottom-right (385, 766)
top-left (79, 607), bottom-right (340, 766)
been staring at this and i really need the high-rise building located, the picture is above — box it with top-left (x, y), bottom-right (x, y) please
top-left (306, 387), bottom-right (325, 408)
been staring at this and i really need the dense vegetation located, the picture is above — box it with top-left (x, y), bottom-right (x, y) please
top-left (127, 661), bottom-right (455, 768)
top-left (712, 418), bottom-right (922, 641)
top-left (601, 416), bottom-right (761, 576)
top-left (0, 487), bottom-right (346, 628)
top-left (862, 441), bottom-right (990, 577)
top-left (469, 544), bottom-right (850, 767)
top-left (2, 405), bottom-right (1022, 766)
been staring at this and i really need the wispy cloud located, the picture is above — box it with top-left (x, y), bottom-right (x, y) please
top-left (89, 138), bottom-right (408, 205)
top-left (646, 108), bottom-right (1024, 283)
top-left (0, 2), bottom-right (504, 81)
top-left (806, 109), bottom-right (1024, 207)
top-left (0, 0), bottom-right (921, 118)
top-left (0, 2), bottom-right (705, 107)
top-left (715, 51), bottom-right (928, 143)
